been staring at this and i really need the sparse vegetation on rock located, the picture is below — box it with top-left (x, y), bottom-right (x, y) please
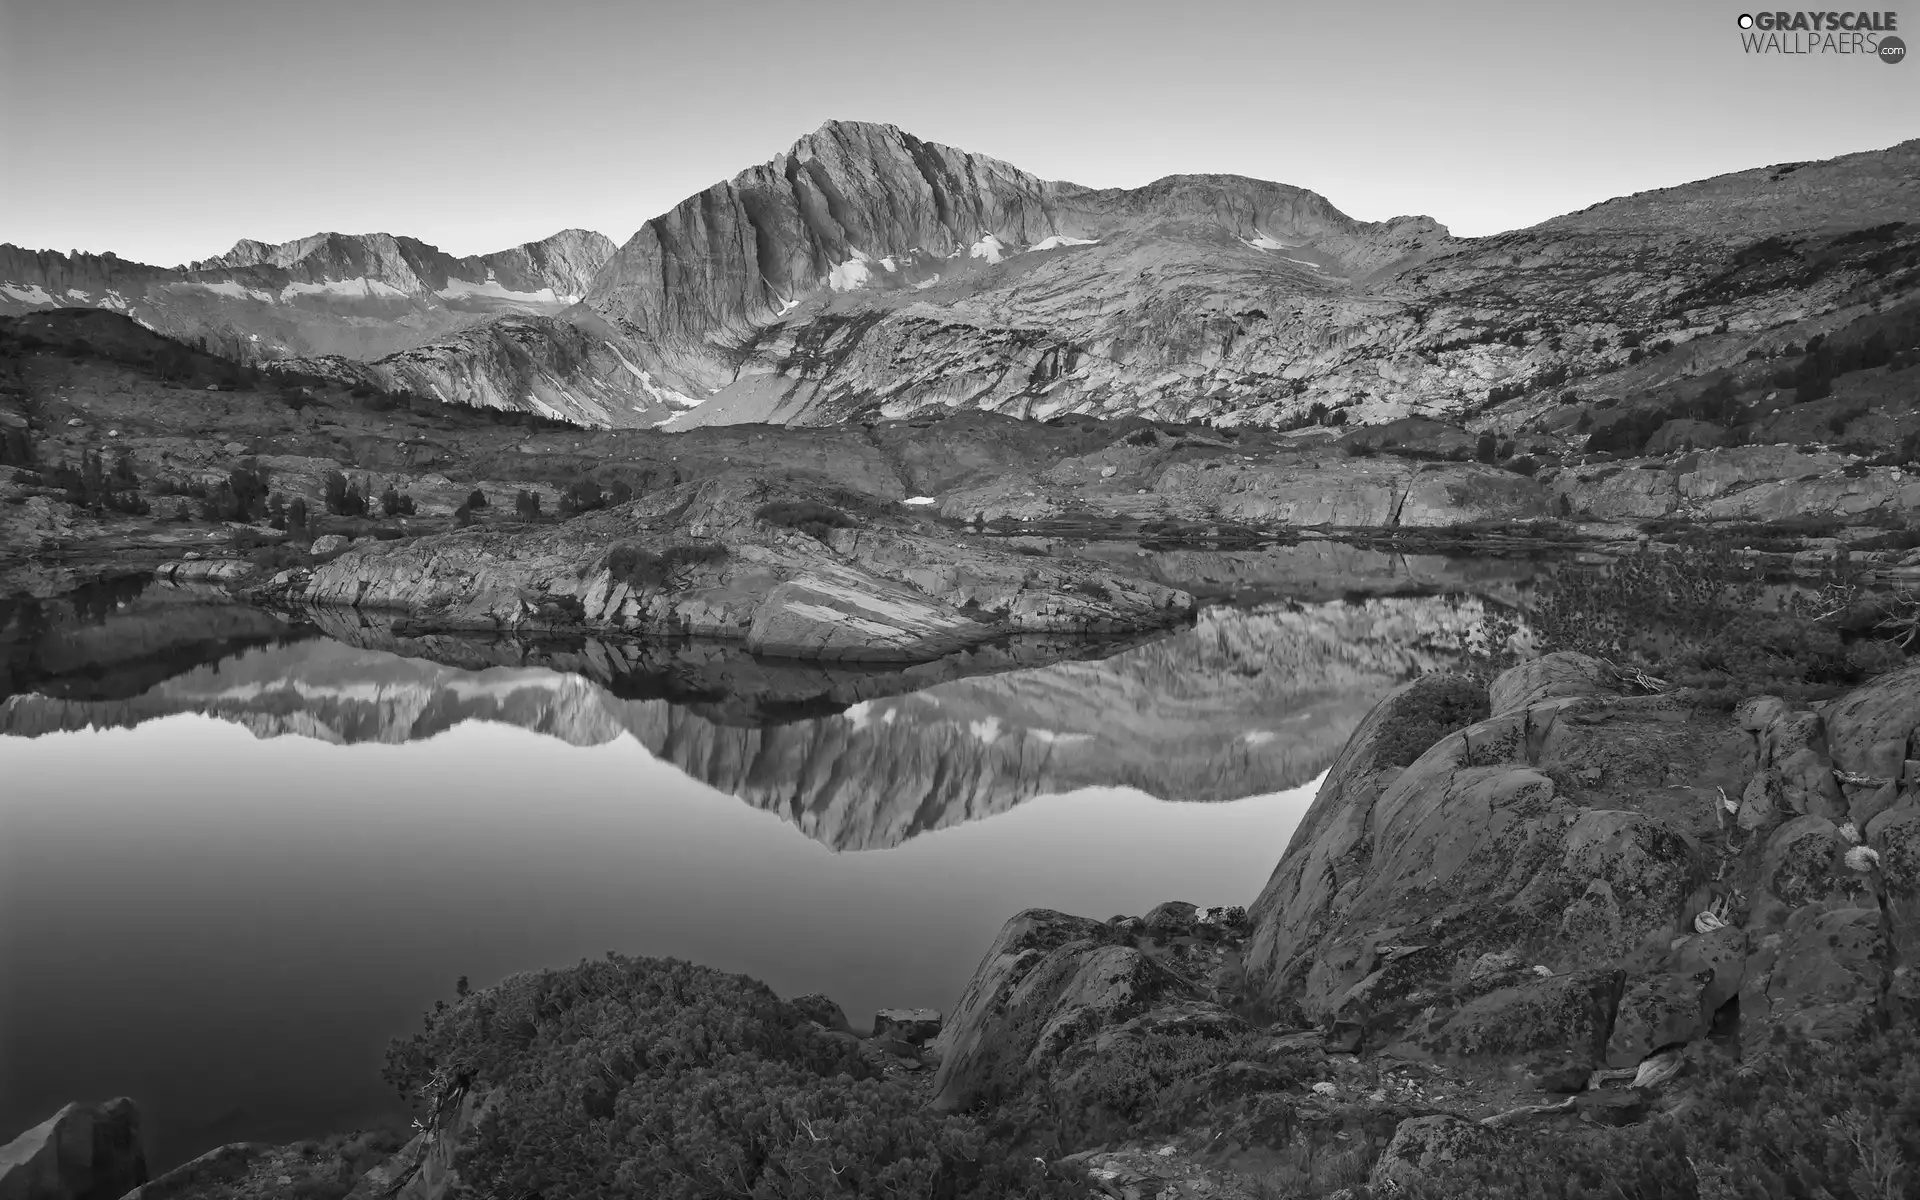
top-left (756, 500), bottom-right (855, 542)
top-left (378, 955), bottom-right (1080, 1200)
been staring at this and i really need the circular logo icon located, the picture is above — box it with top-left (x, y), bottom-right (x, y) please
top-left (1737, 13), bottom-right (1754, 28)
top-left (1880, 35), bottom-right (1907, 64)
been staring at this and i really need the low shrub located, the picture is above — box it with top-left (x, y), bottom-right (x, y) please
top-left (606, 542), bottom-right (729, 589)
top-left (1504, 537), bottom-right (1909, 707)
top-left (1372, 676), bottom-right (1492, 767)
top-left (756, 501), bottom-right (854, 542)
top-left (1402, 1020), bottom-right (1919, 1200)
top-left (381, 956), bottom-right (1080, 1200)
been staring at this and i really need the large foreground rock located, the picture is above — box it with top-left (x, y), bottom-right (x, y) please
top-left (1244, 652), bottom-right (1920, 1073)
top-left (930, 907), bottom-right (1250, 1114)
top-left (0, 1098), bottom-right (147, 1200)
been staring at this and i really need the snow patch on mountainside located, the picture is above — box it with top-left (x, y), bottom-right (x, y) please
top-left (604, 340), bottom-right (702, 410)
top-left (185, 280), bottom-right (277, 302)
top-left (829, 249), bottom-right (874, 292)
top-left (281, 278), bottom-right (410, 301)
top-left (1027, 235), bottom-right (1099, 252)
top-left (438, 277), bottom-right (570, 304)
top-left (969, 234), bottom-right (1007, 264)
top-left (0, 284), bottom-right (54, 304)
top-left (1243, 230), bottom-right (1294, 251)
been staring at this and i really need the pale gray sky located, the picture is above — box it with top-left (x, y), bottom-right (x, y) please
top-left (1, 0), bottom-right (1913, 265)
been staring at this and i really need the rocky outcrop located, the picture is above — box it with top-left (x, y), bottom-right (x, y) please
top-left (1367, 1114), bottom-right (1505, 1193)
top-left (0, 1097), bottom-right (147, 1200)
top-left (271, 474), bottom-right (1193, 662)
top-left (1241, 652), bottom-right (1920, 1080)
top-left (929, 907), bottom-right (1250, 1114)
top-left (1553, 445), bottom-right (1920, 524)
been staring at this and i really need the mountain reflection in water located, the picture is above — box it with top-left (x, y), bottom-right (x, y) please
top-left (0, 573), bottom-right (1500, 1172)
top-left (1, 587), bottom-right (1492, 848)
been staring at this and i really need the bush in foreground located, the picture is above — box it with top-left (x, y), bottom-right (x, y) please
top-left (1513, 538), bottom-right (1891, 707)
top-left (1373, 676), bottom-right (1492, 767)
top-left (382, 956), bottom-right (1079, 1200)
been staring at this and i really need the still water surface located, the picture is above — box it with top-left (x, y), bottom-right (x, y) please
top-left (0, 578), bottom-right (1490, 1168)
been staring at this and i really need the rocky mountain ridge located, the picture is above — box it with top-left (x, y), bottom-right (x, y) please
top-left (0, 228), bottom-right (615, 364)
top-left (15, 121), bottom-right (1912, 434)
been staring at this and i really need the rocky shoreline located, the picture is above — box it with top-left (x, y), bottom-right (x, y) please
top-left (9, 649), bottom-right (1916, 1199)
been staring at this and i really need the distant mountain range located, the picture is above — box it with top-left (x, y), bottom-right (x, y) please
top-left (0, 228), bottom-right (612, 362)
top-left (5, 121), bottom-right (1917, 430)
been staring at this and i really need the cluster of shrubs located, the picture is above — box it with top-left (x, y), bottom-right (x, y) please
top-left (1371, 676), bottom-right (1493, 767)
top-left (0, 423), bottom-right (31, 466)
top-left (48, 448), bottom-right (149, 515)
top-left (604, 541), bottom-right (729, 590)
top-left (1399, 1021), bottom-right (1917, 1200)
top-left (381, 956), bottom-right (1081, 1200)
top-left (323, 471), bottom-right (370, 518)
top-left (755, 501), bottom-right (854, 543)
top-left (1576, 306), bottom-right (1920, 457)
top-left (1272, 402), bottom-right (1351, 432)
top-left (1494, 534), bottom-right (1909, 708)
top-left (379, 486), bottom-right (416, 518)
top-left (556, 476), bottom-right (635, 518)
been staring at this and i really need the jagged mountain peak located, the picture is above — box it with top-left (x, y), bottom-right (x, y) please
top-left (191, 228), bottom-right (614, 276)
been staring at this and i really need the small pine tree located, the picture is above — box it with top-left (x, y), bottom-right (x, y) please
top-left (466, 488), bottom-right (486, 509)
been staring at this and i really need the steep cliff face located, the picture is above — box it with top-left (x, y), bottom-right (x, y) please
top-left (584, 121), bottom-right (1436, 347)
top-left (0, 229), bottom-right (616, 364)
